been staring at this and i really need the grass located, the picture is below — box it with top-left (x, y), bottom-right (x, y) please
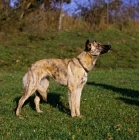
top-left (0, 70), bottom-right (139, 140)
top-left (1, 28), bottom-right (139, 72)
top-left (0, 28), bottom-right (139, 139)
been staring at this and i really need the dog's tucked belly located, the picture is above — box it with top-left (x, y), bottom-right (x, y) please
top-left (51, 71), bottom-right (68, 86)
top-left (32, 59), bottom-right (71, 86)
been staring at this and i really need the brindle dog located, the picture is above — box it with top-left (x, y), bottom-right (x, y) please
top-left (16, 40), bottom-right (111, 118)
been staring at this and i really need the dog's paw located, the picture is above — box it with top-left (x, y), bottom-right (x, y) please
top-left (77, 115), bottom-right (83, 118)
top-left (37, 110), bottom-right (43, 113)
top-left (18, 115), bottom-right (24, 120)
top-left (71, 114), bottom-right (83, 118)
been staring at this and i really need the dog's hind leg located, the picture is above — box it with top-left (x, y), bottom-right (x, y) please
top-left (16, 86), bottom-right (37, 117)
top-left (34, 78), bottom-right (49, 113)
top-left (34, 93), bottom-right (42, 113)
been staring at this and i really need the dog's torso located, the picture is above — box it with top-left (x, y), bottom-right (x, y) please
top-left (29, 54), bottom-right (89, 86)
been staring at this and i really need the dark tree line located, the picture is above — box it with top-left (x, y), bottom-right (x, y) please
top-left (75, 0), bottom-right (139, 30)
top-left (0, 0), bottom-right (138, 32)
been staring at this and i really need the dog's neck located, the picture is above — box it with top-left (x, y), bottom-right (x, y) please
top-left (77, 57), bottom-right (89, 73)
top-left (77, 51), bottom-right (98, 72)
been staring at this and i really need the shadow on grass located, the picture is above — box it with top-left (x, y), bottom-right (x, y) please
top-left (47, 92), bottom-right (70, 115)
top-left (14, 92), bottom-right (70, 115)
top-left (117, 97), bottom-right (139, 106)
top-left (87, 82), bottom-right (139, 106)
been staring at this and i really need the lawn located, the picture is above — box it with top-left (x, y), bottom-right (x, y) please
top-left (0, 28), bottom-right (139, 139)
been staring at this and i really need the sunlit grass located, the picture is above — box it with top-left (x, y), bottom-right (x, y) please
top-left (1, 29), bottom-right (139, 72)
top-left (0, 69), bottom-right (139, 139)
top-left (0, 29), bottom-right (139, 139)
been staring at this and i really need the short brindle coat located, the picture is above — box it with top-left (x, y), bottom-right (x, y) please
top-left (16, 40), bottom-right (111, 118)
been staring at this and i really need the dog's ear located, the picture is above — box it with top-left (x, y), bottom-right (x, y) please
top-left (85, 40), bottom-right (91, 51)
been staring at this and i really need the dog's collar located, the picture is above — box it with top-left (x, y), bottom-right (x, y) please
top-left (77, 58), bottom-right (89, 73)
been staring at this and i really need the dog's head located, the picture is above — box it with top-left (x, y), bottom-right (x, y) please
top-left (84, 40), bottom-right (111, 56)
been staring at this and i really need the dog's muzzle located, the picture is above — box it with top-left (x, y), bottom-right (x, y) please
top-left (100, 45), bottom-right (111, 54)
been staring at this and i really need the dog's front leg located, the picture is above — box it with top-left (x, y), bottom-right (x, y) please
top-left (68, 85), bottom-right (84, 117)
top-left (75, 88), bottom-right (82, 117)
top-left (75, 85), bottom-right (85, 118)
top-left (68, 88), bottom-right (76, 117)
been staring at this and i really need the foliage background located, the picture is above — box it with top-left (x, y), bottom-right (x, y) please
top-left (0, 0), bottom-right (139, 140)
top-left (0, 0), bottom-right (139, 33)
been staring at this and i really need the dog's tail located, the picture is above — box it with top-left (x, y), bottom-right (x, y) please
top-left (23, 73), bottom-right (28, 88)
top-left (23, 68), bottom-right (34, 88)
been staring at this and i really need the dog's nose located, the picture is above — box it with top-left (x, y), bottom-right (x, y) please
top-left (108, 45), bottom-right (111, 50)
top-left (104, 45), bottom-right (111, 50)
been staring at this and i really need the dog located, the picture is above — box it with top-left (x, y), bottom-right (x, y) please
top-left (16, 40), bottom-right (111, 118)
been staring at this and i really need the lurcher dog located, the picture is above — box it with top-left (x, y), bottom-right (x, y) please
top-left (16, 40), bottom-right (111, 118)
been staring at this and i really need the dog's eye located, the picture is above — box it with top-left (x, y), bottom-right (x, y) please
top-left (98, 43), bottom-right (101, 47)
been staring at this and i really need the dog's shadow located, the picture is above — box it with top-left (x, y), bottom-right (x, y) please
top-left (14, 92), bottom-right (70, 115)
top-left (87, 82), bottom-right (139, 106)
top-left (47, 93), bottom-right (70, 114)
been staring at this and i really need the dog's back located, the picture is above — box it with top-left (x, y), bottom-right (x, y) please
top-left (23, 58), bottom-right (72, 88)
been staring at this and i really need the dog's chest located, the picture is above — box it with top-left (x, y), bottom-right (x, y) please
top-left (81, 72), bottom-right (88, 84)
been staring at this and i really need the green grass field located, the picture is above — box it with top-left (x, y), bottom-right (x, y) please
top-left (0, 28), bottom-right (139, 139)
